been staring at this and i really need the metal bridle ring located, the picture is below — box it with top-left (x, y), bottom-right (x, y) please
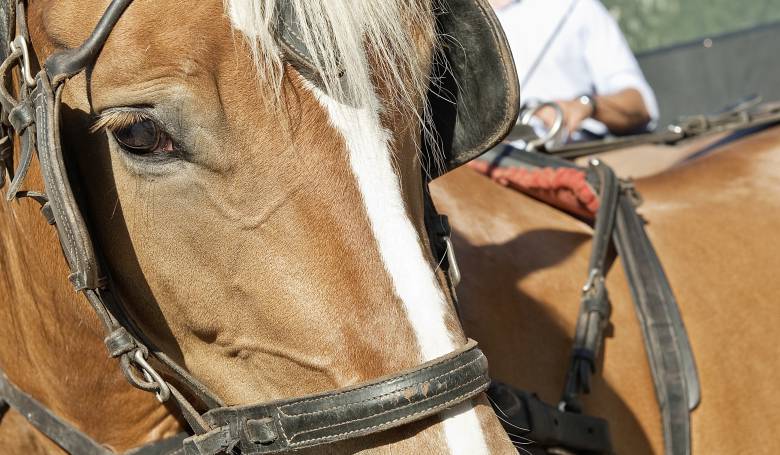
top-left (9, 36), bottom-right (35, 87)
top-left (132, 350), bottom-right (171, 403)
top-left (519, 101), bottom-right (565, 152)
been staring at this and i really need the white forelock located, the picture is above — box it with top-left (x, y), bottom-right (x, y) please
top-left (225, 0), bottom-right (434, 114)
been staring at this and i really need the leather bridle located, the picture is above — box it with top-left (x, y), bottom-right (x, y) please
top-left (0, 1), bottom-right (504, 453)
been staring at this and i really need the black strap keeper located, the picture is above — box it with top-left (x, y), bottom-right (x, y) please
top-left (583, 294), bottom-right (610, 315)
top-left (432, 214), bottom-right (451, 237)
top-left (105, 327), bottom-right (136, 358)
top-left (8, 100), bottom-right (33, 132)
top-left (429, 214), bottom-right (452, 261)
top-left (488, 382), bottom-right (613, 454)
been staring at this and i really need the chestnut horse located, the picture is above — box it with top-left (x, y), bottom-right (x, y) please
top-left (432, 125), bottom-right (780, 454)
top-left (0, 0), bottom-right (517, 453)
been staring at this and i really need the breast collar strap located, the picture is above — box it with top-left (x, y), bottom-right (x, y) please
top-left (0, 1), bottom-right (489, 453)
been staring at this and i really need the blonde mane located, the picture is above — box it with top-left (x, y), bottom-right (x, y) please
top-left (225, 0), bottom-right (437, 115)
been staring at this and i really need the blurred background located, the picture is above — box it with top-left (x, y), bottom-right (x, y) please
top-left (603, 0), bottom-right (780, 125)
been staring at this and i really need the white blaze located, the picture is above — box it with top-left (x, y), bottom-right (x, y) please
top-left (314, 89), bottom-right (489, 455)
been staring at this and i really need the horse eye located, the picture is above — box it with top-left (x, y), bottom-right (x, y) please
top-left (112, 119), bottom-right (163, 154)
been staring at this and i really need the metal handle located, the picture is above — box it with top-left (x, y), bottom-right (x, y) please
top-left (519, 101), bottom-right (565, 151)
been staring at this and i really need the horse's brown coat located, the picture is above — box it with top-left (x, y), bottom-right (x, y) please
top-left (432, 126), bottom-right (780, 454)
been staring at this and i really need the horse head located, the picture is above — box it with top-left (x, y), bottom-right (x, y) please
top-left (0, 0), bottom-right (519, 453)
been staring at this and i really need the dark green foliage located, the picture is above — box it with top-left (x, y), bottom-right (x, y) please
top-left (601, 0), bottom-right (780, 52)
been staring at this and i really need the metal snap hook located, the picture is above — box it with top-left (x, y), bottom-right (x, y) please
top-left (133, 350), bottom-right (171, 403)
top-left (9, 36), bottom-right (35, 87)
top-left (519, 101), bottom-right (565, 152)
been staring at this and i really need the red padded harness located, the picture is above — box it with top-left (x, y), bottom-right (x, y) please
top-left (467, 160), bottom-right (599, 219)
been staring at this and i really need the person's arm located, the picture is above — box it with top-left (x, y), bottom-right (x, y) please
top-left (533, 1), bottom-right (657, 136)
top-left (537, 88), bottom-right (650, 135)
top-left (581, 0), bottom-right (658, 133)
top-left (584, 88), bottom-right (651, 134)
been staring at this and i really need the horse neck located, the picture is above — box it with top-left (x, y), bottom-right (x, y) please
top-left (0, 164), bottom-right (179, 450)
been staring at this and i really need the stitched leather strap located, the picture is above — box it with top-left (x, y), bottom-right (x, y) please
top-left (44, 0), bottom-right (133, 81)
top-left (125, 433), bottom-right (189, 455)
top-left (183, 340), bottom-right (489, 455)
top-left (488, 381), bottom-right (612, 454)
top-left (33, 71), bottom-right (104, 291)
top-left (613, 194), bottom-right (699, 455)
top-left (560, 160), bottom-right (618, 412)
top-left (0, 366), bottom-right (189, 455)
top-left (0, 370), bottom-right (112, 455)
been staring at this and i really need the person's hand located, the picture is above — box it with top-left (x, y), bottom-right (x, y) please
top-left (536, 98), bottom-right (595, 133)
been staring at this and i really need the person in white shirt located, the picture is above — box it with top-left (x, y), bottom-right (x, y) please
top-left (490, 0), bottom-right (659, 139)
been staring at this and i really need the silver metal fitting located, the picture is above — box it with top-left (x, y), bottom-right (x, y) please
top-left (133, 350), bottom-right (171, 403)
top-left (9, 36), bottom-right (35, 87)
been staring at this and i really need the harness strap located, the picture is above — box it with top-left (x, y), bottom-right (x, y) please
top-left (125, 434), bottom-right (189, 455)
top-left (423, 180), bottom-right (461, 302)
top-left (560, 160), bottom-right (618, 412)
top-left (0, 367), bottom-right (191, 455)
top-left (183, 340), bottom-right (489, 455)
top-left (0, 371), bottom-right (113, 455)
top-left (481, 147), bottom-right (700, 455)
top-left (44, 0), bottom-right (134, 82)
top-left (488, 381), bottom-right (612, 454)
top-left (534, 98), bottom-right (780, 160)
top-left (97, 290), bottom-right (225, 411)
top-left (613, 194), bottom-right (700, 455)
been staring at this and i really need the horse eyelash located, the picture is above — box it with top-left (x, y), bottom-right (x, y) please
top-left (90, 110), bottom-right (151, 133)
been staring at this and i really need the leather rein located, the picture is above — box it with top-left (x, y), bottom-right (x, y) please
top-left (0, 1), bottom-right (488, 454)
top-left (513, 96), bottom-right (780, 160)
